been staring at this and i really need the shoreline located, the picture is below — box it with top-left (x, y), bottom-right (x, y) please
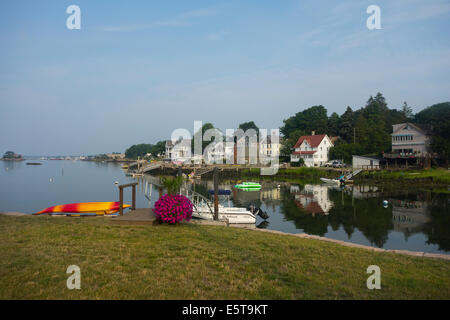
top-left (3, 213), bottom-right (449, 260)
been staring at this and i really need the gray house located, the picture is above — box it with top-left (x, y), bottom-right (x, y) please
top-left (391, 123), bottom-right (431, 157)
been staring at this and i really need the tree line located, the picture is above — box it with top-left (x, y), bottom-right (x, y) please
top-left (279, 93), bottom-right (449, 162)
top-left (124, 141), bottom-right (166, 159)
top-left (124, 93), bottom-right (449, 162)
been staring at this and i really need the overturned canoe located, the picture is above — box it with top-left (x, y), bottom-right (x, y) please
top-left (34, 201), bottom-right (131, 215)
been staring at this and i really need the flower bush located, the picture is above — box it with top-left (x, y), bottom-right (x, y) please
top-left (154, 194), bottom-right (193, 224)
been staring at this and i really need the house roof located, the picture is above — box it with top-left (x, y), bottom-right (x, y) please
top-left (392, 122), bottom-right (431, 135)
top-left (352, 155), bottom-right (381, 161)
top-left (293, 134), bottom-right (327, 149)
top-left (294, 199), bottom-right (326, 214)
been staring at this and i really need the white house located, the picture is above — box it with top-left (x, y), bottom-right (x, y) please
top-left (165, 139), bottom-right (191, 163)
top-left (352, 155), bottom-right (380, 169)
top-left (260, 135), bottom-right (280, 159)
top-left (204, 141), bottom-right (234, 164)
top-left (290, 133), bottom-right (333, 167)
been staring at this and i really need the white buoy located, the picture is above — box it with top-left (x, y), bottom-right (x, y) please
top-left (114, 181), bottom-right (119, 185)
top-left (49, 178), bottom-right (53, 182)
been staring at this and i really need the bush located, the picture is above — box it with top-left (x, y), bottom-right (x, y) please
top-left (154, 194), bottom-right (193, 224)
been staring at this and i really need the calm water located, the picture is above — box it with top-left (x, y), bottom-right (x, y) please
top-left (1, 160), bottom-right (449, 254)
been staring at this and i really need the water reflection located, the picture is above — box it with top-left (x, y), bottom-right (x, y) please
top-left (291, 184), bottom-right (334, 216)
top-left (188, 179), bottom-right (449, 253)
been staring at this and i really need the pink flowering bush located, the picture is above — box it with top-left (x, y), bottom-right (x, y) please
top-left (154, 194), bottom-right (193, 224)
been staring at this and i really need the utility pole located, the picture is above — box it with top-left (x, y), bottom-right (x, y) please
top-left (213, 167), bottom-right (219, 221)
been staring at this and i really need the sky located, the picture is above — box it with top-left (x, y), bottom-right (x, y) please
top-left (1, 0), bottom-right (449, 155)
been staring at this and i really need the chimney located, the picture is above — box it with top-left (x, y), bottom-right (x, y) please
top-left (311, 131), bottom-right (315, 136)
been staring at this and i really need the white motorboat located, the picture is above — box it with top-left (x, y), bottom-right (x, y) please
top-left (192, 203), bottom-right (257, 224)
top-left (320, 177), bottom-right (341, 185)
top-left (181, 188), bottom-right (267, 224)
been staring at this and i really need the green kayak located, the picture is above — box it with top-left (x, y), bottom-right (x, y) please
top-left (234, 182), bottom-right (261, 190)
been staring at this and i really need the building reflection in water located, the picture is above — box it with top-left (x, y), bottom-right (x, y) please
top-left (390, 199), bottom-right (430, 236)
top-left (290, 184), bottom-right (334, 216)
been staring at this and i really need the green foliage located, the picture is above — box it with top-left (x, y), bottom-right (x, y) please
top-left (291, 158), bottom-right (304, 167)
top-left (3, 151), bottom-right (15, 159)
top-left (280, 105), bottom-right (328, 138)
top-left (329, 143), bottom-right (364, 163)
top-left (238, 121), bottom-right (259, 135)
top-left (191, 123), bottom-right (223, 154)
top-left (160, 176), bottom-right (184, 195)
top-left (328, 112), bottom-right (340, 137)
top-left (338, 106), bottom-right (354, 143)
top-left (2, 151), bottom-right (22, 159)
top-left (125, 141), bottom-right (166, 159)
top-left (414, 102), bottom-right (450, 159)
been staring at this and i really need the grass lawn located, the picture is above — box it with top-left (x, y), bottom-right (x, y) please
top-left (0, 215), bottom-right (449, 299)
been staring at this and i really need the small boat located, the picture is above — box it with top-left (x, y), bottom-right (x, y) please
top-left (121, 164), bottom-right (129, 169)
top-left (33, 201), bottom-right (131, 215)
top-left (26, 162), bottom-right (42, 165)
top-left (183, 189), bottom-right (268, 224)
top-left (234, 182), bottom-right (261, 190)
top-left (320, 178), bottom-right (341, 185)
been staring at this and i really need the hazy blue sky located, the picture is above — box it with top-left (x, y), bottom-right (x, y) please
top-left (1, 0), bottom-right (449, 155)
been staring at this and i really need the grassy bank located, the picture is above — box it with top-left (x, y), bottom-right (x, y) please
top-left (357, 168), bottom-right (450, 185)
top-left (0, 215), bottom-right (449, 299)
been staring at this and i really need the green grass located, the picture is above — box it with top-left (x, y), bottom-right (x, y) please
top-left (360, 168), bottom-right (450, 184)
top-left (0, 215), bottom-right (449, 299)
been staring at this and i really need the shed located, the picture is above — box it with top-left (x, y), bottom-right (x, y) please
top-left (352, 155), bottom-right (380, 169)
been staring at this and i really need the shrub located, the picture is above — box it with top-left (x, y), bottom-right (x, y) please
top-left (154, 194), bottom-right (193, 224)
top-left (160, 176), bottom-right (184, 195)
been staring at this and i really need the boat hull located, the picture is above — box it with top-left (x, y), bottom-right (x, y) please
top-left (320, 178), bottom-right (340, 185)
top-left (192, 206), bottom-right (256, 224)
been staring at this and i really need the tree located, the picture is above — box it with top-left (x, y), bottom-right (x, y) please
top-left (2, 151), bottom-right (15, 159)
top-left (191, 123), bottom-right (223, 153)
top-left (150, 140), bottom-right (166, 157)
top-left (401, 101), bottom-right (413, 120)
top-left (280, 129), bottom-right (306, 160)
top-left (2, 151), bottom-right (21, 159)
top-left (329, 142), bottom-right (364, 163)
top-left (125, 144), bottom-right (153, 159)
top-left (328, 112), bottom-right (340, 137)
top-left (414, 102), bottom-right (450, 160)
top-left (338, 106), bottom-right (355, 143)
top-left (280, 105), bottom-right (328, 138)
top-left (238, 121), bottom-right (259, 135)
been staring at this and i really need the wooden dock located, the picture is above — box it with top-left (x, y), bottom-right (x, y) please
top-left (111, 208), bottom-right (156, 224)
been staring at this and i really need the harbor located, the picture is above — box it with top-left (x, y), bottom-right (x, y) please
top-left (1, 159), bottom-right (449, 255)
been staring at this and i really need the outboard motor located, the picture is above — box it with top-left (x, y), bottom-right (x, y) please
top-left (247, 205), bottom-right (269, 220)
